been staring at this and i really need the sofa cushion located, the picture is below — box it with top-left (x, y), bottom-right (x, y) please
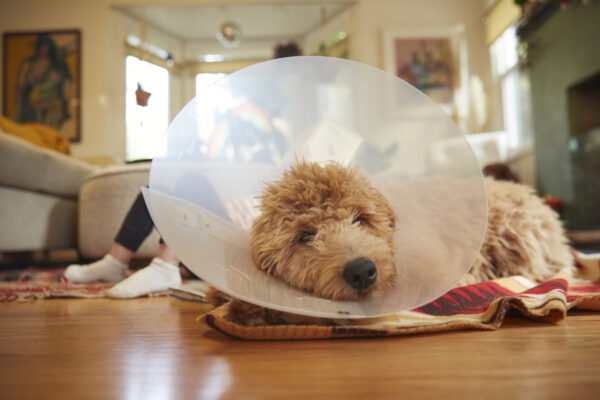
top-left (0, 133), bottom-right (98, 198)
top-left (79, 163), bottom-right (159, 259)
top-left (0, 186), bottom-right (78, 251)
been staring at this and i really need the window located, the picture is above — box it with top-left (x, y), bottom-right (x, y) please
top-left (125, 55), bottom-right (169, 161)
top-left (490, 25), bottom-right (533, 150)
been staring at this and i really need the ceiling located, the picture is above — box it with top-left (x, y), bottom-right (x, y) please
top-left (118, 2), bottom-right (353, 41)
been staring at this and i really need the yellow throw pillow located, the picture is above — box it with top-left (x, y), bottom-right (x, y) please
top-left (0, 115), bottom-right (70, 154)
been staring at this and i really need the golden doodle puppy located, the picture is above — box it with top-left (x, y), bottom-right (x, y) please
top-left (250, 161), bottom-right (397, 301)
top-left (209, 161), bottom-right (572, 326)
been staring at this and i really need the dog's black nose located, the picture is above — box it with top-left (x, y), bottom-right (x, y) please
top-left (343, 257), bottom-right (377, 290)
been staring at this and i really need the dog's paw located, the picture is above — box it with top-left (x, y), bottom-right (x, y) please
top-left (227, 299), bottom-right (270, 326)
top-left (205, 288), bottom-right (231, 307)
top-left (225, 299), bottom-right (345, 327)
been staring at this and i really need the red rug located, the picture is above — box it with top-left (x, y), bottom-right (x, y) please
top-left (204, 250), bottom-right (600, 340)
top-left (0, 266), bottom-right (204, 302)
top-left (0, 267), bottom-right (115, 302)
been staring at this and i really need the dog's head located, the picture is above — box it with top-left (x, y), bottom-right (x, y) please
top-left (250, 161), bottom-right (397, 300)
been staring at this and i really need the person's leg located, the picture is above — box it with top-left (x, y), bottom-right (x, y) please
top-left (65, 192), bottom-right (152, 283)
top-left (107, 242), bottom-right (182, 299)
top-left (113, 192), bottom-right (155, 252)
top-left (155, 242), bottom-right (179, 265)
top-left (109, 243), bottom-right (136, 264)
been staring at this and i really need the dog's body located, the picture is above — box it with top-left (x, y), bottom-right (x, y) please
top-left (212, 161), bottom-right (572, 325)
top-left (459, 177), bottom-right (572, 285)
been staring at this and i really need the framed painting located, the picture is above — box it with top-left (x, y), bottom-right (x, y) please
top-left (390, 37), bottom-right (454, 105)
top-left (383, 26), bottom-right (466, 123)
top-left (3, 30), bottom-right (81, 142)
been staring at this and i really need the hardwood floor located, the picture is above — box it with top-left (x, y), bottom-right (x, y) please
top-left (1, 297), bottom-right (599, 400)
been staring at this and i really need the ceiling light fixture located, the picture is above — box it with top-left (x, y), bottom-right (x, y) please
top-left (216, 21), bottom-right (242, 48)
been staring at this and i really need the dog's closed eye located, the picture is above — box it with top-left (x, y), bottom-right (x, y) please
top-left (298, 232), bottom-right (316, 244)
top-left (352, 216), bottom-right (363, 225)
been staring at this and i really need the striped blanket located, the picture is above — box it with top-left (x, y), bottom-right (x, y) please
top-left (203, 250), bottom-right (600, 340)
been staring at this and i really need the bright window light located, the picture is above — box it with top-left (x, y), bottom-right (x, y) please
top-left (125, 55), bottom-right (169, 161)
top-left (126, 35), bottom-right (141, 47)
top-left (490, 25), bottom-right (532, 149)
top-left (490, 26), bottom-right (518, 77)
top-left (201, 54), bottom-right (225, 63)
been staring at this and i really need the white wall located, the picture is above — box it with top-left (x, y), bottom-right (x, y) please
top-left (347, 0), bottom-right (496, 134)
top-left (303, 6), bottom-right (352, 55)
top-left (0, 0), bottom-right (191, 162)
top-left (0, 0), bottom-right (498, 161)
top-left (0, 0), bottom-right (114, 159)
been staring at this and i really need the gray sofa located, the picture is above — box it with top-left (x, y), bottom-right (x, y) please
top-left (0, 133), bottom-right (98, 252)
top-left (0, 132), bottom-right (160, 260)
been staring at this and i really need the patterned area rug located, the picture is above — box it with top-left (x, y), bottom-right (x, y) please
top-left (0, 267), bottom-right (115, 301)
top-left (0, 267), bottom-right (196, 302)
top-left (203, 250), bottom-right (600, 340)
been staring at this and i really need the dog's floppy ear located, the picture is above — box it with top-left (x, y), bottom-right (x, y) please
top-left (374, 190), bottom-right (396, 230)
top-left (252, 248), bottom-right (278, 274)
top-left (386, 204), bottom-right (397, 229)
top-left (368, 185), bottom-right (396, 230)
top-left (250, 214), bottom-right (291, 276)
top-left (251, 240), bottom-right (293, 277)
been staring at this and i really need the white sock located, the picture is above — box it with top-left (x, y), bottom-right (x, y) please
top-left (107, 258), bottom-right (181, 299)
top-left (64, 254), bottom-right (127, 283)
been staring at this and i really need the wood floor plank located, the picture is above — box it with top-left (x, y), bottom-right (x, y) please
top-left (1, 298), bottom-right (599, 400)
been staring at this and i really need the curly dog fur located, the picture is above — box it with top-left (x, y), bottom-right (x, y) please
top-left (460, 177), bottom-right (572, 285)
top-left (213, 161), bottom-right (572, 325)
top-left (249, 161), bottom-right (397, 300)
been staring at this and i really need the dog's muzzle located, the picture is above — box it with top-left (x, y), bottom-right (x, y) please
top-left (343, 257), bottom-right (377, 291)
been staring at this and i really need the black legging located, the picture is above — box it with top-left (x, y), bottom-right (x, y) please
top-left (113, 174), bottom-right (230, 252)
top-left (114, 192), bottom-right (159, 252)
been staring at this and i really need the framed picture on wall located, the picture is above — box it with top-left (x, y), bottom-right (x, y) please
top-left (2, 29), bottom-right (81, 142)
top-left (383, 26), bottom-right (466, 125)
top-left (390, 38), bottom-right (454, 104)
